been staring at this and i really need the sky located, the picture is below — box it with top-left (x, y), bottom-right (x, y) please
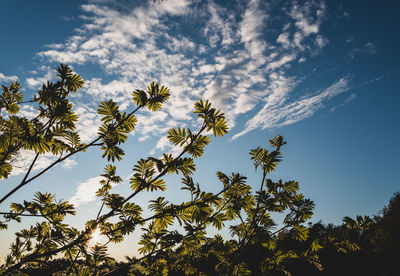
top-left (0, 0), bottom-right (399, 261)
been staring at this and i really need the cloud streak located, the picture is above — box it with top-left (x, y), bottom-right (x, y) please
top-left (233, 77), bottom-right (351, 139)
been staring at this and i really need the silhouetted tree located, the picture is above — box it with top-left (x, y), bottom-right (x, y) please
top-left (0, 65), bottom-right (359, 275)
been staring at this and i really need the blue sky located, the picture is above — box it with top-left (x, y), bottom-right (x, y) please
top-left (0, 0), bottom-right (399, 260)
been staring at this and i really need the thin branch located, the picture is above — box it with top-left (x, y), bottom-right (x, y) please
top-left (19, 99), bottom-right (35, 104)
top-left (0, 212), bottom-right (47, 217)
top-left (103, 180), bottom-right (232, 238)
top-left (270, 225), bottom-right (289, 237)
top-left (237, 170), bottom-right (267, 249)
top-left (0, 152), bottom-right (41, 206)
top-left (39, 208), bottom-right (79, 275)
top-left (0, 110), bottom-right (49, 167)
top-left (0, 104), bottom-right (143, 205)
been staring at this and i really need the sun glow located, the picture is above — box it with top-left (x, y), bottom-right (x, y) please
top-left (90, 228), bottom-right (106, 246)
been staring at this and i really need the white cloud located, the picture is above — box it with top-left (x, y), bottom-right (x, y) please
top-left (84, 78), bottom-right (133, 101)
top-left (25, 66), bottom-right (56, 89)
top-left (288, 0), bottom-right (326, 50)
top-left (330, 93), bottom-right (356, 112)
top-left (150, 135), bottom-right (182, 157)
top-left (0, 73), bottom-right (18, 83)
top-left (239, 0), bottom-right (267, 43)
top-left (138, 135), bottom-right (150, 142)
top-left (233, 77), bottom-right (351, 139)
top-left (315, 35), bottom-right (329, 49)
top-left (31, 0), bottom-right (350, 150)
top-left (277, 32), bottom-right (290, 48)
top-left (62, 158), bottom-right (78, 169)
top-left (345, 36), bottom-right (354, 44)
top-left (10, 150), bottom-right (78, 177)
top-left (232, 92), bottom-right (258, 116)
top-left (348, 42), bottom-right (377, 58)
top-left (10, 150), bottom-right (53, 177)
top-left (156, 0), bottom-right (191, 16)
top-left (74, 104), bottom-right (101, 143)
top-left (360, 75), bottom-right (384, 86)
top-left (18, 105), bottom-right (38, 119)
top-left (267, 54), bottom-right (296, 71)
top-left (204, 0), bottom-right (236, 47)
top-left (69, 176), bottom-right (103, 207)
top-left (151, 136), bottom-right (170, 154)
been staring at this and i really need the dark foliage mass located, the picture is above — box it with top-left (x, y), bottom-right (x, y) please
top-left (0, 65), bottom-right (398, 275)
top-left (10, 194), bottom-right (400, 276)
top-left (100, 193), bottom-right (399, 276)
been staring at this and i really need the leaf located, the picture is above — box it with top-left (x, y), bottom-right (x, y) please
top-left (64, 131), bottom-right (81, 149)
top-left (148, 178), bottom-right (167, 191)
top-left (167, 127), bottom-right (188, 146)
top-left (269, 135), bottom-right (286, 151)
top-left (56, 64), bottom-right (73, 79)
top-left (10, 203), bottom-right (24, 213)
top-left (66, 74), bottom-right (85, 92)
top-left (211, 118), bottom-right (228, 137)
top-left (97, 100), bottom-right (119, 122)
top-left (122, 202), bottom-right (142, 218)
top-left (193, 99), bottom-right (228, 137)
top-left (120, 113), bottom-right (137, 132)
top-left (185, 134), bottom-right (210, 158)
top-left (132, 89), bottom-right (148, 106)
top-left (78, 267), bottom-right (90, 276)
top-left (144, 82), bottom-right (170, 111)
top-left (311, 239), bottom-right (323, 252)
top-left (101, 144), bottom-right (124, 162)
top-left (261, 238), bottom-right (277, 250)
top-left (210, 213), bottom-right (227, 230)
top-left (292, 225), bottom-right (309, 241)
top-left (0, 162), bottom-right (12, 179)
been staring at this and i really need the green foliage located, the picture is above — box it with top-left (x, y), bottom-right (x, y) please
top-left (0, 65), bottom-right (361, 276)
top-left (0, 81), bottom-right (23, 114)
top-left (132, 82), bottom-right (170, 111)
top-left (193, 99), bottom-right (228, 136)
top-left (0, 64), bottom-right (85, 180)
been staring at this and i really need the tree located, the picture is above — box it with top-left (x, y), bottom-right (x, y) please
top-left (0, 65), bottom-right (357, 275)
top-left (269, 194), bottom-right (400, 276)
top-left (366, 192), bottom-right (400, 275)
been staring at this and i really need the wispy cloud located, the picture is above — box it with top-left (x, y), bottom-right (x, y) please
top-left (345, 36), bottom-right (354, 44)
top-left (26, 66), bottom-right (57, 89)
top-left (348, 42), bottom-right (377, 58)
top-left (233, 77), bottom-right (351, 139)
top-left (0, 72), bottom-right (18, 83)
top-left (29, 0), bottom-right (350, 154)
top-left (10, 150), bottom-right (77, 177)
top-left (69, 172), bottom-right (125, 207)
top-left (69, 176), bottom-right (103, 207)
top-left (330, 93), bottom-right (356, 112)
top-left (360, 75), bottom-right (385, 86)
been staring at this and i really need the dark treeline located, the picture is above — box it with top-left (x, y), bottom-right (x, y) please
top-left (282, 191), bottom-right (400, 275)
top-left (18, 192), bottom-right (400, 276)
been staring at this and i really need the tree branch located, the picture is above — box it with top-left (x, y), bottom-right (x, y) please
top-left (0, 104), bottom-right (143, 205)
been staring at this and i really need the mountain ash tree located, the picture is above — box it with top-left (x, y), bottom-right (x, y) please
top-left (0, 65), bottom-right (359, 275)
